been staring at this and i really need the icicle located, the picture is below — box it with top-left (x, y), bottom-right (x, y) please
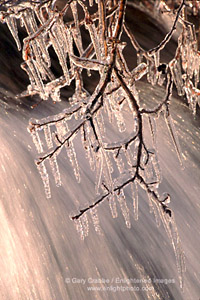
top-left (153, 201), bottom-right (186, 288)
top-left (85, 120), bottom-right (98, 151)
top-left (147, 193), bottom-right (160, 227)
top-left (70, 1), bottom-right (84, 56)
top-left (36, 161), bottom-right (51, 198)
top-left (107, 152), bottom-right (114, 174)
top-left (49, 27), bottom-right (70, 84)
top-left (124, 148), bottom-right (134, 169)
top-left (80, 213), bottom-right (89, 237)
top-left (117, 190), bottom-right (131, 228)
top-left (96, 110), bottom-right (105, 137)
top-left (22, 9), bottom-right (35, 35)
top-left (115, 111), bottom-right (126, 132)
top-left (148, 115), bottom-right (157, 148)
top-left (34, 6), bottom-right (44, 25)
top-left (86, 145), bottom-right (96, 172)
top-left (82, 123), bottom-right (96, 172)
top-left (130, 83), bottom-right (140, 104)
top-left (181, 45), bottom-right (188, 72)
top-left (6, 16), bottom-right (21, 51)
top-left (65, 26), bottom-right (75, 74)
top-left (104, 97), bottom-right (113, 124)
top-left (58, 18), bottom-right (70, 54)
top-left (132, 139), bottom-right (140, 163)
top-left (113, 150), bottom-right (125, 174)
top-left (95, 151), bottom-right (104, 195)
top-left (158, 203), bottom-right (171, 239)
top-left (131, 181), bottom-right (138, 221)
top-left (170, 59), bottom-right (184, 96)
top-left (187, 49), bottom-right (196, 79)
top-left (97, 0), bottom-right (106, 58)
top-left (116, 109), bottom-right (126, 132)
top-left (28, 9), bottom-right (38, 32)
top-left (151, 151), bottom-right (162, 184)
top-left (108, 194), bottom-right (118, 218)
top-left (49, 154), bottom-right (61, 187)
top-left (154, 51), bottom-right (160, 68)
top-left (41, 60), bottom-right (55, 82)
top-left (101, 151), bottom-right (114, 195)
top-left (190, 95), bottom-right (197, 115)
top-left (53, 19), bottom-right (64, 48)
top-left (143, 154), bottom-right (155, 183)
top-left (26, 59), bottom-right (45, 96)
top-left (36, 36), bottom-right (51, 67)
top-left (74, 218), bottom-right (84, 240)
top-left (131, 63), bottom-right (147, 81)
top-left (90, 207), bottom-right (102, 234)
top-left (153, 201), bottom-right (161, 228)
top-left (79, 1), bottom-right (101, 60)
top-left (43, 125), bottom-right (53, 149)
top-left (110, 92), bottom-right (126, 132)
top-left (55, 120), bottom-right (67, 139)
top-left (29, 39), bottom-right (48, 81)
top-left (147, 191), bottom-right (154, 214)
top-left (164, 111), bottom-right (183, 166)
top-left (147, 60), bottom-right (157, 86)
top-left (65, 142), bottom-right (80, 182)
top-left (169, 216), bottom-right (186, 289)
top-left (31, 130), bottom-right (43, 153)
top-left (81, 128), bottom-right (95, 172)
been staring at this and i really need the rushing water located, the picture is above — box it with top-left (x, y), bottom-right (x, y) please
top-left (0, 3), bottom-right (200, 300)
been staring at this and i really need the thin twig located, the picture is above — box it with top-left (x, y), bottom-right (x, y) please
top-left (148, 0), bottom-right (185, 55)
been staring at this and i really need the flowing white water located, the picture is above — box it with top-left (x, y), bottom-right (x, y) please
top-left (0, 81), bottom-right (200, 299)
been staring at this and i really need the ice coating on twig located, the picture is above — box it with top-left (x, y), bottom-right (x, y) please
top-left (1, 0), bottom-right (192, 289)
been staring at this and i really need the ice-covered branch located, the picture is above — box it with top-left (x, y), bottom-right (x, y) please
top-left (71, 171), bottom-right (137, 220)
top-left (140, 73), bottom-right (173, 114)
top-left (104, 133), bottom-right (138, 151)
top-left (148, 0), bottom-right (186, 55)
top-left (2, 0), bottom-right (194, 288)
